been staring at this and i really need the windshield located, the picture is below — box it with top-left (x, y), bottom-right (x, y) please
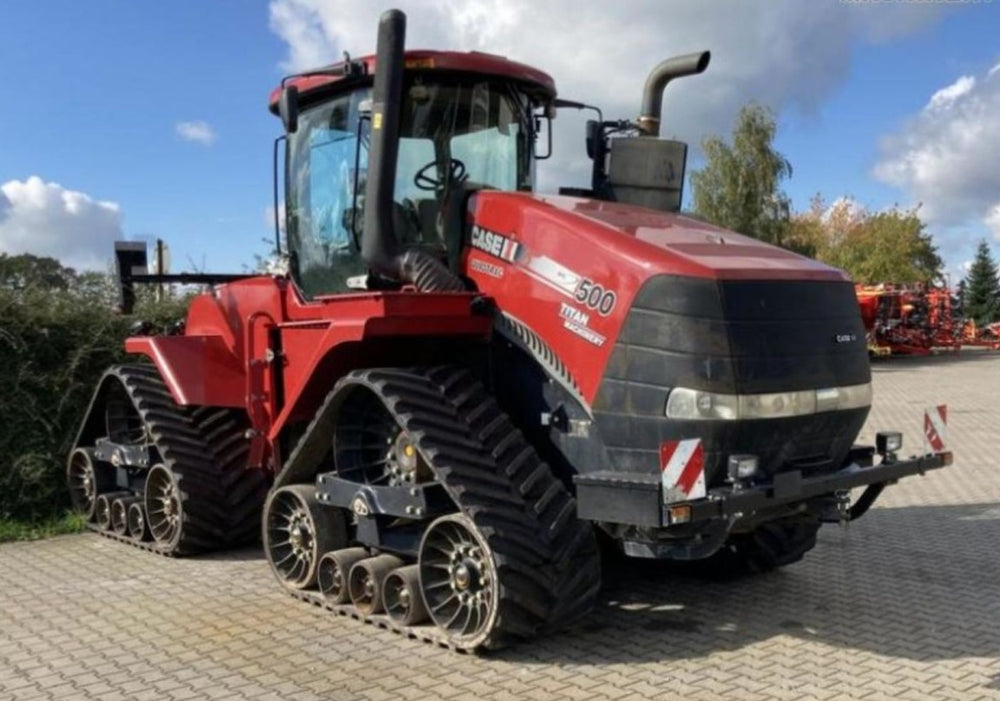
top-left (286, 76), bottom-right (534, 297)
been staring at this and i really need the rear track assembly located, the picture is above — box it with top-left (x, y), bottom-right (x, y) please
top-left (71, 365), bottom-right (268, 556)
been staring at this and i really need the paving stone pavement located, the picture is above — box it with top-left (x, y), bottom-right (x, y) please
top-left (2, 352), bottom-right (1000, 700)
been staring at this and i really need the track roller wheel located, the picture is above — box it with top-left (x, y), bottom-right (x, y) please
top-left (419, 514), bottom-right (499, 647)
top-left (348, 554), bottom-right (404, 615)
top-left (67, 449), bottom-right (112, 520)
top-left (264, 485), bottom-right (347, 590)
top-left (383, 564), bottom-right (428, 625)
top-left (111, 496), bottom-right (141, 535)
top-left (96, 491), bottom-right (130, 531)
top-left (127, 502), bottom-right (149, 540)
top-left (318, 548), bottom-right (368, 604)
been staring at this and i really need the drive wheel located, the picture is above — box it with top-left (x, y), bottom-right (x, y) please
top-left (264, 485), bottom-right (347, 590)
top-left (333, 386), bottom-right (430, 487)
top-left (145, 464), bottom-right (183, 548)
top-left (419, 514), bottom-right (499, 647)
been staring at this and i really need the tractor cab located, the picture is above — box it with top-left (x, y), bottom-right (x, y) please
top-left (270, 52), bottom-right (555, 297)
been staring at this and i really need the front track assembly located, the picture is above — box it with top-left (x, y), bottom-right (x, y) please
top-left (68, 365), bottom-right (268, 556)
top-left (264, 366), bottom-right (601, 651)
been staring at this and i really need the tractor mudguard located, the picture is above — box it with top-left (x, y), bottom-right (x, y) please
top-left (124, 335), bottom-right (245, 408)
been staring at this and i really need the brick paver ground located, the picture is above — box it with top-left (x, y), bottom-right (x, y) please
top-left (2, 352), bottom-right (1000, 700)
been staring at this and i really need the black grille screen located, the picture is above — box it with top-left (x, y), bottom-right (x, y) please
top-left (593, 275), bottom-right (871, 483)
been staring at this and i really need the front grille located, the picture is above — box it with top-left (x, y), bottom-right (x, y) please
top-left (593, 275), bottom-right (871, 484)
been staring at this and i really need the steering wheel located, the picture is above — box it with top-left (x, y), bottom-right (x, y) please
top-left (414, 158), bottom-right (467, 191)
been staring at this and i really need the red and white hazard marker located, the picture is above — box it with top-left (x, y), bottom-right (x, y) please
top-left (924, 404), bottom-right (947, 453)
top-left (660, 439), bottom-right (706, 502)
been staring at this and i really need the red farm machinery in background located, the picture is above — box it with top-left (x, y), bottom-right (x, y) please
top-left (856, 283), bottom-right (1000, 356)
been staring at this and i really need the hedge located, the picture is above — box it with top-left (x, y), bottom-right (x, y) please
top-left (0, 283), bottom-right (188, 521)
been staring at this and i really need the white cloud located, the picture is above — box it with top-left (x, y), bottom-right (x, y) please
top-left (874, 62), bottom-right (1000, 243)
top-left (175, 120), bottom-right (217, 146)
top-left (927, 75), bottom-right (976, 111)
top-left (986, 204), bottom-right (1000, 238)
top-left (0, 176), bottom-right (123, 271)
top-left (823, 196), bottom-right (867, 222)
top-left (264, 202), bottom-right (286, 233)
top-left (268, 0), bottom-right (947, 190)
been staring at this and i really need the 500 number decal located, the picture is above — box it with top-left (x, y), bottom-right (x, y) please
top-left (574, 279), bottom-right (617, 316)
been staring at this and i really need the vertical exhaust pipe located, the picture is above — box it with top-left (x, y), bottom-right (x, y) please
top-left (637, 51), bottom-right (710, 136)
top-left (361, 9), bottom-right (406, 277)
top-left (360, 9), bottom-right (464, 292)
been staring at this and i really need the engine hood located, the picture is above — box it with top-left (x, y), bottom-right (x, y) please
top-left (534, 193), bottom-right (847, 281)
top-left (463, 190), bottom-right (860, 403)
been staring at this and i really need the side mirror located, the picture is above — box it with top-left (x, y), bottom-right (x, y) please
top-left (585, 120), bottom-right (601, 160)
top-left (533, 114), bottom-right (553, 160)
top-left (279, 85), bottom-right (299, 134)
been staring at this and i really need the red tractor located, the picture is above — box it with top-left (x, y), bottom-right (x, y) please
top-left (68, 10), bottom-right (950, 649)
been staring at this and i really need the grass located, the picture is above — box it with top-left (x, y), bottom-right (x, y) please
top-left (0, 512), bottom-right (88, 543)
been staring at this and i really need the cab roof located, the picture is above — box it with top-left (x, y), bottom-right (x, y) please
top-left (268, 49), bottom-right (557, 114)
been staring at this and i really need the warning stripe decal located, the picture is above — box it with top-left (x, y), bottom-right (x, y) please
top-left (924, 404), bottom-right (947, 452)
top-left (660, 439), bottom-right (706, 502)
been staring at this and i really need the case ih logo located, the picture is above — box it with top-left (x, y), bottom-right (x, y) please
top-left (469, 225), bottom-right (520, 262)
top-left (659, 439), bottom-right (706, 503)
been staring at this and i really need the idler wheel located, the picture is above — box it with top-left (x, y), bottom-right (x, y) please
top-left (264, 485), bottom-right (347, 589)
top-left (145, 464), bottom-right (184, 548)
top-left (67, 449), bottom-right (112, 520)
top-left (419, 514), bottom-right (499, 644)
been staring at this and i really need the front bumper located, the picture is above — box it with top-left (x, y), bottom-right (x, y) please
top-left (574, 448), bottom-right (952, 530)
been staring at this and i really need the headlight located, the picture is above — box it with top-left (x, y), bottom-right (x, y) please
top-left (816, 383), bottom-right (872, 412)
top-left (739, 390), bottom-right (816, 419)
top-left (665, 383), bottom-right (872, 420)
top-left (665, 388), bottom-right (738, 420)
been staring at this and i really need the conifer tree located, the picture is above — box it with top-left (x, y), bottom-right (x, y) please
top-left (963, 239), bottom-right (1000, 326)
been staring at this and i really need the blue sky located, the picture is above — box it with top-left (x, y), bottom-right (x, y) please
top-left (1, 1), bottom-right (998, 279)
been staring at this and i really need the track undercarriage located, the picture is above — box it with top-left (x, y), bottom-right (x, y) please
top-left (68, 365), bottom-right (269, 556)
top-left (262, 366), bottom-right (601, 651)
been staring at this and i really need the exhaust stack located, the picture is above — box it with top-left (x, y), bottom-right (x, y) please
top-left (637, 51), bottom-right (710, 136)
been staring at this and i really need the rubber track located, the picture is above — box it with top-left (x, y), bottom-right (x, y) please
top-left (704, 515), bottom-right (821, 577)
top-left (425, 366), bottom-right (601, 634)
top-left (275, 366), bottom-right (600, 650)
top-left (188, 406), bottom-right (270, 546)
top-left (79, 365), bottom-right (266, 555)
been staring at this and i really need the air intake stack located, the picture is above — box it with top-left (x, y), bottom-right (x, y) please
top-left (361, 9), bottom-right (463, 291)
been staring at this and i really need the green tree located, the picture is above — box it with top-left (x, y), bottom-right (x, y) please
top-left (786, 197), bottom-right (942, 283)
top-left (963, 239), bottom-right (1000, 326)
top-left (0, 253), bottom-right (77, 290)
top-left (690, 103), bottom-right (793, 246)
